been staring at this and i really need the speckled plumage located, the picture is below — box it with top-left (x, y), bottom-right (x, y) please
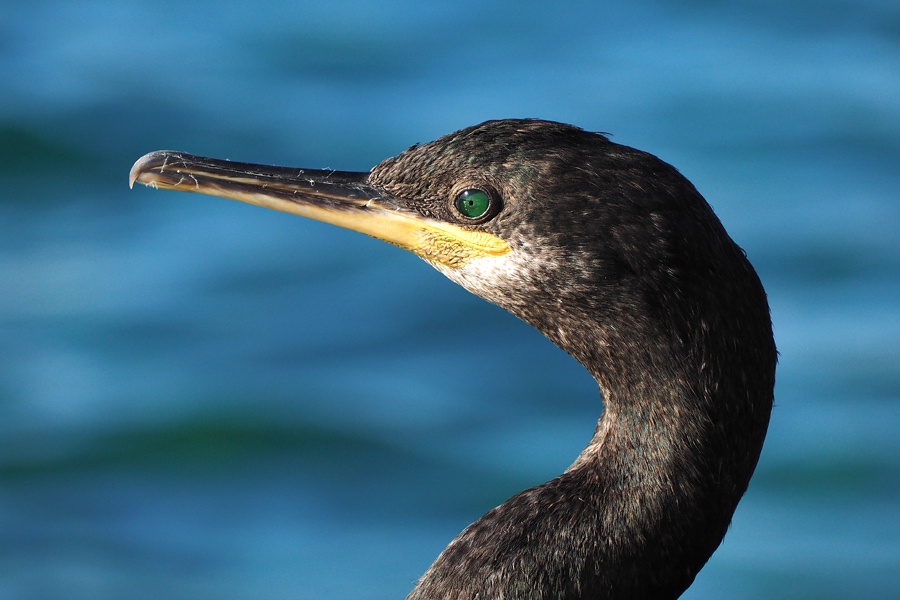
top-left (371, 120), bottom-right (776, 600)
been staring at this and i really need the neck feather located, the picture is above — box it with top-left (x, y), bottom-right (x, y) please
top-left (408, 264), bottom-right (774, 600)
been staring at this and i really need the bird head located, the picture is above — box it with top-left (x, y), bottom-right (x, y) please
top-left (130, 119), bottom-right (748, 386)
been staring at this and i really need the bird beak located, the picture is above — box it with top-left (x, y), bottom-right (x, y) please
top-left (130, 150), bottom-right (509, 268)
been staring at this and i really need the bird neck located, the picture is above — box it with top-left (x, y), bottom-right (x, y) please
top-left (409, 269), bottom-right (774, 600)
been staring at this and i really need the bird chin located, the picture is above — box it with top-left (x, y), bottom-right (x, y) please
top-left (430, 248), bottom-right (547, 315)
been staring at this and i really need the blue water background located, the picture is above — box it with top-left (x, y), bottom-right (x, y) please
top-left (1, 1), bottom-right (898, 598)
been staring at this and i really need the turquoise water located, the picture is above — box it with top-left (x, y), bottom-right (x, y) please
top-left (2, 1), bottom-right (899, 598)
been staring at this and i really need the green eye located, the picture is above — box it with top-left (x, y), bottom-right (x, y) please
top-left (455, 189), bottom-right (491, 219)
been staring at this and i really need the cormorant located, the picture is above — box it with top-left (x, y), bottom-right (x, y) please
top-left (130, 119), bottom-right (776, 600)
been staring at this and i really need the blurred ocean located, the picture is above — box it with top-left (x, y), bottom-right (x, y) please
top-left (1, 1), bottom-right (898, 598)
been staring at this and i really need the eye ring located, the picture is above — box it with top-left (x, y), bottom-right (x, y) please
top-left (453, 188), bottom-right (498, 222)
